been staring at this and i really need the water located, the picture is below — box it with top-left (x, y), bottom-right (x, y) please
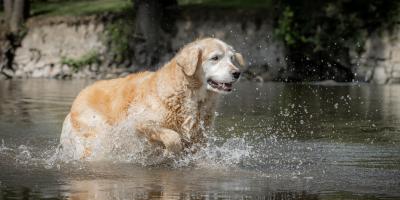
top-left (0, 79), bottom-right (399, 199)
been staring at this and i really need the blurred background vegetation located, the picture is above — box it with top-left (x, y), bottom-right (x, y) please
top-left (274, 0), bottom-right (400, 81)
top-left (1, 0), bottom-right (273, 17)
top-left (1, 0), bottom-right (400, 81)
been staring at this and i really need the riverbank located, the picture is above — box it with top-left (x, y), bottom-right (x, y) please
top-left (1, 4), bottom-right (400, 83)
top-left (1, 6), bottom-right (287, 81)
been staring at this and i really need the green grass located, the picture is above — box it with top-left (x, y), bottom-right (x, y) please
top-left (13, 0), bottom-right (272, 17)
top-left (61, 50), bottom-right (101, 72)
top-left (31, 0), bottom-right (131, 16)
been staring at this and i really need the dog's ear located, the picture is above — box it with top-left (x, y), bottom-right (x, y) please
top-left (176, 46), bottom-right (202, 76)
top-left (234, 52), bottom-right (245, 68)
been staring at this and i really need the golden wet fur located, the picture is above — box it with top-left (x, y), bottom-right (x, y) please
top-left (60, 38), bottom-right (244, 160)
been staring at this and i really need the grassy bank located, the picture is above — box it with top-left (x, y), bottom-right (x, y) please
top-left (30, 0), bottom-right (132, 16)
top-left (0, 0), bottom-right (272, 18)
top-left (179, 0), bottom-right (272, 8)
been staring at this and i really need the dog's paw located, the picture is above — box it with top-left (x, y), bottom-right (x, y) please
top-left (160, 130), bottom-right (183, 153)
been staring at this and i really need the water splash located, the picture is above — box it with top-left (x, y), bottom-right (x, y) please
top-left (0, 128), bottom-right (317, 178)
top-left (173, 135), bottom-right (254, 169)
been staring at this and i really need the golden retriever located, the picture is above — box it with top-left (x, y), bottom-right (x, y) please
top-left (60, 38), bottom-right (245, 160)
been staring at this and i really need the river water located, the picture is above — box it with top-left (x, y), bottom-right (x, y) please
top-left (0, 79), bottom-right (399, 199)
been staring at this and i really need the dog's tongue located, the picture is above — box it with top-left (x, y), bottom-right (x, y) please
top-left (221, 83), bottom-right (232, 91)
top-left (222, 83), bottom-right (232, 90)
top-left (208, 80), bottom-right (232, 91)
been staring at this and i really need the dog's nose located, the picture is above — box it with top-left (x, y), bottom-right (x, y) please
top-left (232, 71), bottom-right (241, 79)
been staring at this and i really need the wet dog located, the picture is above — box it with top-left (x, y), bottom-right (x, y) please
top-left (60, 38), bottom-right (245, 160)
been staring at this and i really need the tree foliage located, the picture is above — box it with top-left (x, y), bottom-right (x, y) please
top-left (61, 51), bottom-right (101, 72)
top-left (274, 0), bottom-right (400, 81)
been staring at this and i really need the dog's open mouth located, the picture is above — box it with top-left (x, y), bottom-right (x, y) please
top-left (207, 79), bottom-right (233, 92)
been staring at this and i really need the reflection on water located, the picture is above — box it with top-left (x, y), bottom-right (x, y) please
top-left (0, 79), bottom-right (400, 199)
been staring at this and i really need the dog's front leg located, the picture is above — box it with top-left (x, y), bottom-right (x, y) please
top-left (136, 124), bottom-right (183, 153)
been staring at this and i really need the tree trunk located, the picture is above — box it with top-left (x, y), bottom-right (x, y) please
top-left (10, 0), bottom-right (26, 32)
top-left (134, 0), bottom-right (162, 67)
top-left (3, 0), bottom-right (13, 23)
top-left (133, 0), bottom-right (177, 68)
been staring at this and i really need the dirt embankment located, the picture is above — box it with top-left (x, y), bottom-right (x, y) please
top-left (1, 7), bottom-right (400, 83)
top-left (0, 7), bottom-right (286, 80)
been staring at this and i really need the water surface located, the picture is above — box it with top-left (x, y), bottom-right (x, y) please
top-left (0, 79), bottom-right (399, 199)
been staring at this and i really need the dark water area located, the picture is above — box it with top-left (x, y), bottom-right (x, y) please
top-left (0, 79), bottom-right (399, 199)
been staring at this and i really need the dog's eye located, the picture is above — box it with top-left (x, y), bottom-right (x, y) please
top-left (211, 55), bottom-right (220, 61)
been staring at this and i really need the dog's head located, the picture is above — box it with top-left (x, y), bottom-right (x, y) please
top-left (176, 38), bottom-right (245, 94)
